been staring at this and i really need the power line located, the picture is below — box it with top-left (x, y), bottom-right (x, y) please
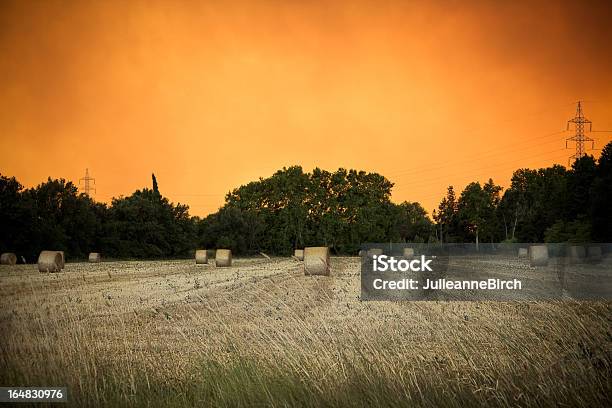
top-left (387, 101), bottom-right (610, 179)
top-left (386, 129), bottom-right (569, 179)
top-left (384, 101), bottom-right (579, 177)
top-left (391, 149), bottom-right (569, 208)
top-left (391, 148), bottom-right (567, 191)
top-left (390, 144), bottom-right (565, 186)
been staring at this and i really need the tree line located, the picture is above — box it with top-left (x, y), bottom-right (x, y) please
top-left (0, 174), bottom-right (196, 261)
top-left (199, 167), bottom-right (432, 255)
top-left (1, 141), bottom-right (610, 261)
top-left (434, 141), bottom-right (612, 245)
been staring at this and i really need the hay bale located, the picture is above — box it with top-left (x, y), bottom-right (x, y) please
top-left (294, 249), bottom-right (304, 261)
top-left (529, 245), bottom-right (549, 267)
top-left (0, 252), bottom-right (17, 265)
top-left (568, 245), bottom-right (586, 264)
top-left (215, 249), bottom-right (232, 267)
top-left (304, 246), bottom-right (330, 276)
top-left (88, 252), bottom-right (101, 263)
top-left (586, 246), bottom-right (602, 262)
top-left (38, 250), bottom-right (62, 273)
top-left (403, 248), bottom-right (415, 258)
top-left (58, 251), bottom-right (65, 269)
top-left (366, 248), bottom-right (383, 257)
top-left (518, 248), bottom-right (528, 258)
top-left (195, 249), bottom-right (208, 265)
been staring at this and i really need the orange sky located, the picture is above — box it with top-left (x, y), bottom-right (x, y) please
top-left (1, 0), bottom-right (611, 217)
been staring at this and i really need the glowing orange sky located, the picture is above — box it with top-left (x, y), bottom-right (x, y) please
top-left (1, 0), bottom-right (611, 216)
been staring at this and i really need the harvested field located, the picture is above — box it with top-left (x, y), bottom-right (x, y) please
top-left (0, 257), bottom-right (610, 407)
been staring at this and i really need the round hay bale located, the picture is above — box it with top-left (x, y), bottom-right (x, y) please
top-left (215, 249), bottom-right (232, 267)
top-left (195, 249), bottom-right (208, 264)
top-left (294, 249), bottom-right (304, 261)
top-left (304, 246), bottom-right (330, 276)
top-left (58, 251), bottom-right (65, 269)
top-left (38, 250), bottom-right (62, 273)
top-left (403, 248), bottom-right (415, 258)
top-left (586, 246), bottom-right (602, 262)
top-left (366, 248), bottom-right (383, 257)
top-left (568, 245), bottom-right (586, 264)
top-left (529, 245), bottom-right (549, 267)
top-left (88, 252), bottom-right (101, 263)
top-left (518, 248), bottom-right (528, 258)
top-left (0, 252), bottom-right (17, 265)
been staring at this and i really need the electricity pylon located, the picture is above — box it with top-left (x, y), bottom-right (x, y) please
top-left (566, 101), bottom-right (594, 165)
top-left (79, 168), bottom-right (96, 196)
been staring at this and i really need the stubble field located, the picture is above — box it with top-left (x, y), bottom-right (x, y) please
top-left (0, 257), bottom-right (610, 407)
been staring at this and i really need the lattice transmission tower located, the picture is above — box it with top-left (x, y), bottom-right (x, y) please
top-left (79, 168), bottom-right (96, 196)
top-left (566, 101), bottom-right (594, 164)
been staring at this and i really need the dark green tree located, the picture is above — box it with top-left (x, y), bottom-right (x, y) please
top-left (457, 182), bottom-right (488, 249)
top-left (104, 188), bottom-right (195, 258)
top-left (567, 156), bottom-right (597, 220)
top-left (433, 186), bottom-right (458, 243)
top-left (394, 201), bottom-right (434, 243)
top-left (152, 173), bottom-right (160, 196)
top-left (481, 178), bottom-right (503, 243)
top-left (590, 141), bottom-right (612, 241)
top-left (203, 166), bottom-right (407, 255)
top-left (498, 169), bottom-right (536, 241)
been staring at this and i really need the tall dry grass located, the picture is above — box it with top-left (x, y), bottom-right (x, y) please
top-left (0, 258), bottom-right (610, 407)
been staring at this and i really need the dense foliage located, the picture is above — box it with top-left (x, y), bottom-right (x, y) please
top-left (0, 168), bottom-right (432, 260)
top-left (434, 141), bottom-right (612, 244)
top-left (0, 174), bottom-right (196, 261)
top-left (199, 167), bottom-right (433, 255)
top-left (1, 141), bottom-right (610, 261)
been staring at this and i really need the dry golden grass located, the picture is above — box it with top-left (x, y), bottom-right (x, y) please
top-left (0, 257), bottom-right (610, 407)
